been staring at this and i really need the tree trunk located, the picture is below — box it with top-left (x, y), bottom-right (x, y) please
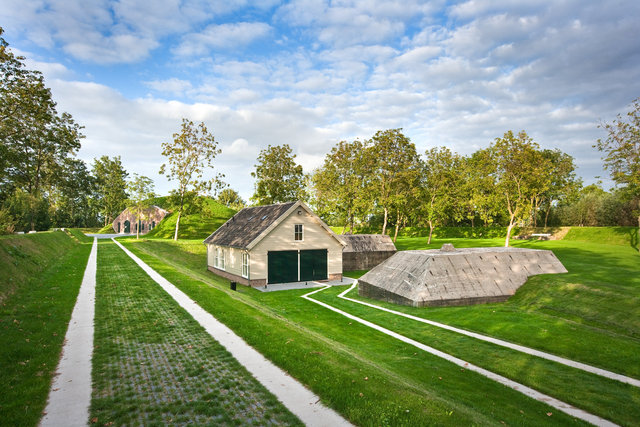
top-left (505, 220), bottom-right (514, 247)
top-left (393, 211), bottom-right (401, 243)
top-left (544, 205), bottom-right (551, 229)
top-left (174, 210), bottom-right (181, 241)
top-left (427, 220), bottom-right (434, 245)
top-left (381, 207), bottom-right (388, 235)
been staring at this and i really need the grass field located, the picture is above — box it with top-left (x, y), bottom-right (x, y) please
top-left (3, 225), bottom-right (638, 425)
top-left (91, 240), bottom-right (300, 425)
top-left (0, 231), bottom-right (92, 426)
top-left (122, 235), bottom-right (639, 425)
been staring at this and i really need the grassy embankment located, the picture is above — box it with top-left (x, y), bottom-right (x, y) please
top-left (0, 230), bottom-right (93, 426)
top-left (122, 234), bottom-right (628, 426)
top-left (91, 240), bottom-right (301, 425)
top-left (97, 197), bottom-right (235, 240)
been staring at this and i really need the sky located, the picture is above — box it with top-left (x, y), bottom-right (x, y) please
top-left (2, 0), bottom-right (640, 201)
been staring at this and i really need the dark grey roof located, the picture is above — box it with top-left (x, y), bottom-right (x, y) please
top-left (203, 202), bottom-right (297, 248)
top-left (342, 234), bottom-right (397, 253)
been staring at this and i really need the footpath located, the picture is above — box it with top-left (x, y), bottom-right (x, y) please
top-left (40, 238), bottom-right (97, 427)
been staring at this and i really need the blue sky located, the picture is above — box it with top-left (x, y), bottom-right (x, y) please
top-left (2, 0), bottom-right (640, 201)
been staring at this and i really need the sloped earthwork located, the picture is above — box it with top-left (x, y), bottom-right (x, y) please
top-left (358, 246), bottom-right (567, 307)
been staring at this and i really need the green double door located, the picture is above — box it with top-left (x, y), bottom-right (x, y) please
top-left (267, 249), bottom-right (328, 284)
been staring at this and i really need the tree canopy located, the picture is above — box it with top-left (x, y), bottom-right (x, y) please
top-left (160, 118), bottom-right (224, 240)
top-left (251, 144), bottom-right (306, 205)
top-left (596, 97), bottom-right (640, 248)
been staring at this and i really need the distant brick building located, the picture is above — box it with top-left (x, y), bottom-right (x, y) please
top-left (112, 206), bottom-right (168, 234)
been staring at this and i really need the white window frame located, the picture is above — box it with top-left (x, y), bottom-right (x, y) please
top-left (294, 224), bottom-right (304, 241)
top-left (219, 248), bottom-right (225, 270)
top-left (242, 252), bottom-right (249, 278)
top-left (213, 246), bottom-right (219, 268)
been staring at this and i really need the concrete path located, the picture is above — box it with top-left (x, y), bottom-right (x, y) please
top-left (338, 282), bottom-right (640, 388)
top-left (112, 238), bottom-right (350, 427)
top-left (85, 233), bottom-right (133, 239)
top-left (40, 238), bottom-right (97, 427)
top-left (257, 277), bottom-right (355, 292)
top-left (302, 285), bottom-right (617, 427)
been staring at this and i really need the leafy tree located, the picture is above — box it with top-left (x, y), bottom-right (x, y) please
top-left (490, 130), bottom-right (550, 247)
top-left (537, 149), bottom-right (581, 228)
top-left (126, 174), bottom-right (155, 240)
top-left (596, 97), bottom-right (640, 249)
top-left (312, 139), bottom-right (374, 234)
top-left (420, 147), bottom-right (462, 244)
top-left (217, 188), bottom-right (246, 211)
top-left (92, 156), bottom-right (129, 226)
top-left (456, 150), bottom-right (501, 227)
top-left (160, 119), bottom-right (224, 240)
top-left (0, 27), bottom-right (84, 229)
top-left (251, 144), bottom-right (305, 205)
top-left (367, 129), bottom-right (422, 236)
top-left (50, 158), bottom-right (98, 227)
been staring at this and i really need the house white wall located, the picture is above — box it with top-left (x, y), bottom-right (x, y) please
top-left (207, 245), bottom-right (245, 278)
top-left (250, 207), bottom-right (343, 280)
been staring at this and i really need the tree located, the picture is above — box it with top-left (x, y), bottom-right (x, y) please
top-left (456, 150), bottom-right (501, 227)
top-left (596, 97), bottom-right (640, 250)
top-left (251, 144), bottom-right (306, 205)
top-left (160, 119), bottom-right (223, 240)
top-left (537, 149), bottom-right (581, 228)
top-left (490, 130), bottom-right (550, 247)
top-left (50, 158), bottom-right (98, 227)
top-left (217, 188), bottom-right (246, 211)
top-left (420, 147), bottom-right (462, 244)
top-left (1, 27), bottom-right (84, 229)
top-left (367, 129), bottom-right (422, 236)
top-left (126, 174), bottom-right (155, 239)
top-left (312, 139), bottom-right (374, 234)
top-left (92, 156), bottom-right (128, 226)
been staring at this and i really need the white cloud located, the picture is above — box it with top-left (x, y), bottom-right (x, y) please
top-left (145, 78), bottom-right (193, 96)
top-left (173, 22), bottom-right (273, 56)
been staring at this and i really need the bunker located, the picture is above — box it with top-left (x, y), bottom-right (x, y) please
top-left (342, 234), bottom-right (397, 271)
top-left (358, 245), bottom-right (567, 307)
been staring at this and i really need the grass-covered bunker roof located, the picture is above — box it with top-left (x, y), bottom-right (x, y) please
top-left (358, 245), bottom-right (567, 307)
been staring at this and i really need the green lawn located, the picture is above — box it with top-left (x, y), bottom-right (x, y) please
top-left (122, 237), bottom-right (598, 425)
top-left (92, 240), bottom-right (301, 426)
top-left (0, 231), bottom-right (92, 426)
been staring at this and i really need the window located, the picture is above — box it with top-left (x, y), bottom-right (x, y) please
top-left (294, 224), bottom-right (303, 241)
top-left (213, 247), bottom-right (218, 268)
top-left (242, 252), bottom-right (249, 278)
top-left (219, 248), bottom-right (225, 270)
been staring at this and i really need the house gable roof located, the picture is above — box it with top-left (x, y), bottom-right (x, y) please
top-left (203, 201), bottom-right (345, 250)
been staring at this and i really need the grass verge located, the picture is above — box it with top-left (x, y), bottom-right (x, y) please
top-left (0, 232), bottom-right (91, 426)
top-left (315, 285), bottom-right (639, 426)
top-left (91, 240), bottom-right (301, 426)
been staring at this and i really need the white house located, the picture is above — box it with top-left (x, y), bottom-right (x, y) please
top-left (203, 201), bottom-right (346, 286)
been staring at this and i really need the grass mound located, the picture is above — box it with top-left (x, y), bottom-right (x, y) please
top-left (0, 231), bottom-right (78, 303)
top-left (145, 197), bottom-right (236, 240)
top-left (0, 231), bottom-right (92, 426)
top-left (564, 226), bottom-right (639, 248)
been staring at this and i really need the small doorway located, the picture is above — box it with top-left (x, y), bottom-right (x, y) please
top-left (124, 220), bottom-right (130, 233)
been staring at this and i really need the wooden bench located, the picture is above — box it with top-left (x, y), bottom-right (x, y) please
top-left (531, 233), bottom-right (551, 240)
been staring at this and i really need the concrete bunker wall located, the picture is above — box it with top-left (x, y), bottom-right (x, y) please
top-left (358, 247), bottom-right (567, 307)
